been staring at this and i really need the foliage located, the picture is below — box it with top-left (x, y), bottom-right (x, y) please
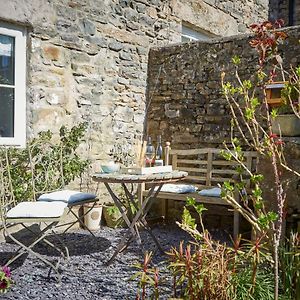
top-left (131, 252), bottom-right (160, 300)
top-left (231, 268), bottom-right (274, 300)
top-left (103, 189), bottom-right (138, 228)
top-left (106, 204), bottom-right (120, 216)
top-left (221, 19), bottom-right (300, 300)
top-left (0, 123), bottom-right (89, 209)
top-left (175, 199), bottom-right (277, 300)
top-left (279, 232), bottom-right (300, 300)
top-left (0, 266), bottom-right (13, 294)
top-left (132, 199), bottom-right (295, 300)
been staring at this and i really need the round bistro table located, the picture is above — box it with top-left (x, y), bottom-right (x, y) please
top-left (92, 170), bottom-right (188, 264)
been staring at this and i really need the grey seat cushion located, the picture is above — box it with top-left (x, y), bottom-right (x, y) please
top-left (38, 190), bottom-right (97, 205)
top-left (198, 187), bottom-right (221, 197)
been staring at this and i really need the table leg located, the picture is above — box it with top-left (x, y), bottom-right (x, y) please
top-left (104, 183), bottom-right (135, 233)
top-left (123, 183), bottom-right (164, 253)
top-left (105, 182), bottom-right (165, 264)
top-left (104, 182), bottom-right (144, 264)
top-left (105, 230), bottom-right (133, 265)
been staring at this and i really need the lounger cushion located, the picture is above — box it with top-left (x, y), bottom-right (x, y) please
top-left (6, 202), bottom-right (67, 219)
top-left (198, 187), bottom-right (221, 197)
top-left (38, 190), bottom-right (97, 204)
top-left (155, 184), bottom-right (197, 193)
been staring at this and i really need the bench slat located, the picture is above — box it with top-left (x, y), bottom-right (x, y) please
top-left (184, 175), bottom-right (234, 183)
top-left (170, 148), bottom-right (222, 155)
top-left (185, 175), bottom-right (208, 182)
top-left (212, 169), bottom-right (239, 175)
top-left (152, 191), bottom-right (230, 206)
top-left (177, 166), bottom-right (208, 173)
top-left (177, 159), bottom-right (208, 165)
top-left (212, 160), bottom-right (239, 166)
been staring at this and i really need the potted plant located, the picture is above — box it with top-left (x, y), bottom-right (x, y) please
top-left (270, 82), bottom-right (300, 136)
top-left (103, 203), bottom-right (125, 228)
top-left (103, 189), bottom-right (138, 228)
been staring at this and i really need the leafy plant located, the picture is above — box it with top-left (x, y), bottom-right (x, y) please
top-left (103, 189), bottom-right (138, 228)
top-left (131, 252), bottom-right (160, 300)
top-left (106, 205), bottom-right (120, 216)
top-left (0, 266), bottom-right (13, 294)
top-left (279, 232), bottom-right (300, 300)
top-left (0, 123), bottom-right (90, 212)
top-left (132, 197), bottom-right (295, 300)
top-left (231, 268), bottom-right (274, 300)
top-left (221, 19), bottom-right (300, 300)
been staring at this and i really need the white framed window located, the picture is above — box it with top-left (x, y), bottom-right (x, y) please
top-left (181, 23), bottom-right (214, 42)
top-left (0, 22), bottom-right (26, 147)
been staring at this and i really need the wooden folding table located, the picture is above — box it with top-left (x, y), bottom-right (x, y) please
top-left (92, 170), bottom-right (188, 264)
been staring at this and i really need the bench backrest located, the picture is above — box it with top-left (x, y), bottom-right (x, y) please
top-left (169, 148), bottom-right (258, 188)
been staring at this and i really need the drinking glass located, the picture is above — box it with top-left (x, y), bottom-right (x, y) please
top-left (145, 144), bottom-right (155, 167)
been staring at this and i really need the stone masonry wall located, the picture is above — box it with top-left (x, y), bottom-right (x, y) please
top-left (147, 35), bottom-right (256, 149)
top-left (147, 26), bottom-right (300, 148)
top-left (147, 26), bottom-right (300, 212)
top-left (0, 0), bottom-right (268, 171)
top-left (269, 0), bottom-right (300, 26)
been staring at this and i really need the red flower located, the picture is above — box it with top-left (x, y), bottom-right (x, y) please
top-left (274, 19), bottom-right (285, 28)
top-left (2, 266), bottom-right (11, 278)
top-left (275, 140), bottom-right (285, 145)
top-left (249, 39), bottom-right (260, 48)
top-left (0, 279), bottom-right (8, 290)
top-left (269, 133), bottom-right (278, 139)
top-left (262, 21), bottom-right (273, 30)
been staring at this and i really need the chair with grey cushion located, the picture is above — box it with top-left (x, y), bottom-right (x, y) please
top-left (37, 190), bottom-right (99, 238)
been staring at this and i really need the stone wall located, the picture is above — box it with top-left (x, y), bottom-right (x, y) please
top-left (147, 34), bottom-right (255, 149)
top-left (147, 26), bottom-right (300, 148)
top-left (0, 0), bottom-right (268, 174)
top-left (147, 26), bottom-right (300, 213)
top-left (269, 0), bottom-right (300, 26)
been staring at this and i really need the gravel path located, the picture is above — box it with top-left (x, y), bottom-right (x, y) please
top-left (1, 224), bottom-right (230, 299)
top-left (0, 225), bottom-right (195, 300)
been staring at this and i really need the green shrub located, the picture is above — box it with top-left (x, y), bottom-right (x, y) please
top-left (0, 123), bottom-right (89, 207)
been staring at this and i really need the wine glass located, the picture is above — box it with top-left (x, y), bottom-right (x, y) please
top-left (145, 144), bottom-right (155, 167)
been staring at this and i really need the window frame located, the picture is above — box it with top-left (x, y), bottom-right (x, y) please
top-left (0, 22), bottom-right (26, 147)
top-left (181, 23), bottom-right (215, 42)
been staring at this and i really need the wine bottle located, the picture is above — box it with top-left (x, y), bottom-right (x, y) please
top-left (155, 135), bottom-right (163, 166)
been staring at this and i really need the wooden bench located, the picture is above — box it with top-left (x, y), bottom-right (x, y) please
top-left (150, 147), bottom-right (258, 238)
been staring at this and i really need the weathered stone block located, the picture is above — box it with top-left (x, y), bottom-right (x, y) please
top-left (42, 45), bottom-right (62, 61)
top-left (109, 41), bottom-right (124, 51)
top-left (80, 19), bottom-right (96, 35)
top-left (119, 51), bottom-right (133, 60)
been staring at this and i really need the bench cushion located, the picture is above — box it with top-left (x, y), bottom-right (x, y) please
top-left (6, 201), bottom-right (67, 219)
top-left (198, 187), bottom-right (221, 197)
top-left (38, 190), bottom-right (97, 204)
top-left (156, 184), bottom-right (197, 194)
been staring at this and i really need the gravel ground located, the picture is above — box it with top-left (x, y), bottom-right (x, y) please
top-left (0, 224), bottom-right (229, 300)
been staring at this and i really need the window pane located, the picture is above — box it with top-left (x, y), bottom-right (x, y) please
top-left (0, 86), bottom-right (14, 137)
top-left (0, 34), bottom-right (15, 85)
